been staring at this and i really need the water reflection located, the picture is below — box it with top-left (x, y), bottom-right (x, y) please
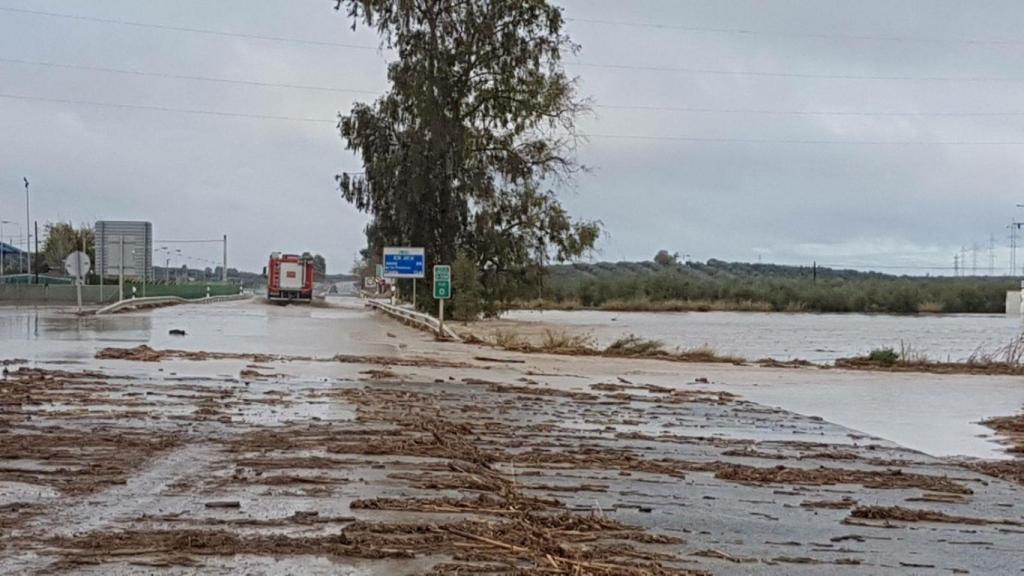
top-left (0, 309), bottom-right (153, 342)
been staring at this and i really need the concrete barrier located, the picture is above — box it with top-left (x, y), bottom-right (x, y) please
top-left (365, 299), bottom-right (460, 341)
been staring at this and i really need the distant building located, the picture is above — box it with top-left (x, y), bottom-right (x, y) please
top-left (0, 241), bottom-right (26, 277)
top-left (0, 241), bottom-right (24, 257)
top-left (96, 221), bottom-right (153, 281)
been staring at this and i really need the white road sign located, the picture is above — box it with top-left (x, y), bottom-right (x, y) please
top-left (64, 251), bottom-right (91, 279)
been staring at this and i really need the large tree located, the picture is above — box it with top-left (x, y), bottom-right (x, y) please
top-left (335, 0), bottom-right (599, 311)
top-left (42, 222), bottom-right (94, 273)
top-left (312, 254), bottom-right (327, 277)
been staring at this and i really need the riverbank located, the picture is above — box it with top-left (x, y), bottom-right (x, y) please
top-left (984, 413), bottom-right (1024, 455)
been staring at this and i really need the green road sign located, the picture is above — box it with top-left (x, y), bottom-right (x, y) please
top-left (433, 265), bottom-right (451, 299)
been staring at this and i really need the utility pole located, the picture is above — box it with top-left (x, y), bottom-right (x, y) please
top-left (953, 254), bottom-right (959, 277)
top-left (0, 221), bottom-right (9, 283)
top-left (1012, 220), bottom-right (1024, 276)
top-left (98, 232), bottom-right (103, 303)
top-left (971, 243), bottom-right (979, 276)
top-left (33, 221), bottom-right (38, 284)
top-left (989, 234), bottom-right (997, 276)
top-left (960, 246), bottom-right (968, 277)
top-left (23, 178), bottom-right (30, 283)
top-left (222, 234), bottom-right (227, 282)
top-left (118, 235), bottom-right (125, 301)
top-left (1011, 221), bottom-right (1018, 276)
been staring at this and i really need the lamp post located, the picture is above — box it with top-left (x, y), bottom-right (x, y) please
top-left (23, 178), bottom-right (30, 283)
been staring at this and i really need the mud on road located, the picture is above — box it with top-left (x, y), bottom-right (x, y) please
top-left (2, 341), bottom-right (1023, 574)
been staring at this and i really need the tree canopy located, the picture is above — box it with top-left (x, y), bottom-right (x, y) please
top-left (653, 250), bottom-right (679, 267)
top-left (312, 254), bottom-right (327, 276)
top-left (42, 222), bottom-right (94, 273)
top-left (335, 0), bottom-right (599, 312)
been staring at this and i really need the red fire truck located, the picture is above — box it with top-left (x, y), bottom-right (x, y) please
top-left (266, 252), bottom-right (315, 303)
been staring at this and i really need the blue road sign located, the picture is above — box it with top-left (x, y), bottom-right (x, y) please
top-left (382, 247), bottom-right (425, 278)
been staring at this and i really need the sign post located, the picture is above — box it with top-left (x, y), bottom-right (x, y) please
top-left (64, 250), bottom-right (91, 313)
top-left (433, 265), bottom-right (451, 338)
top-left (382, 247), bottom-right (425, 306)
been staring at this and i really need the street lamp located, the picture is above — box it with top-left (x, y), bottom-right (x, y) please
top-left (156, 247), bottom-right (170, 282)
top-left (23, 178), bottom-right (30, 283)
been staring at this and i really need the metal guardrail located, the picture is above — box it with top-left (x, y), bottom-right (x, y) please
top-left (365, 298), bottom-right (461, 341)
top-left (96, 293), bottom-right (251, 315)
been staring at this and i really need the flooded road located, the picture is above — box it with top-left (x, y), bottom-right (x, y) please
top-left (3, 298), bottom-right (1023, 460)
top-left (503, 309), bottom-right (1024, 363)
top-left (0, 297), bottom-right (393, 361)
top-left (2, 298), bottom-right (1023, 574)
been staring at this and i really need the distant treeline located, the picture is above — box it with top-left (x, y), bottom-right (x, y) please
top-left (517, 259), bottom-right (1015, 314)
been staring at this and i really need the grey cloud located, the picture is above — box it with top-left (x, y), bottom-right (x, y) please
top-left (1, 0), bottom-right (1022, 274)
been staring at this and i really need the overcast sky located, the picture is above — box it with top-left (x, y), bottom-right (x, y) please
top-left (2, 0), bottom-right (1023, 275)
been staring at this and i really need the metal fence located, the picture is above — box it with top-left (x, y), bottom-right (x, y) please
top-left (0, 282), bottom-right (240, 305)
top-left (0, 274), bottom-right (74, 285)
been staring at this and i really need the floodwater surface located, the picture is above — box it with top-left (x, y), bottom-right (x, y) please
top-left (504, 309), bottom-right (1024, 363)
top-left (0, 297), bottom-right (393, 361)
top-left (3, 299), bottom-right (1022, 461)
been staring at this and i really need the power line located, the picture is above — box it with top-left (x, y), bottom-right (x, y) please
top-left (8, 4), bottom-right (1023, 54)
top-left (7, 6), bottom-right (1024, 85)
top-left (11, 91), bottom-right (1024, 145)
top-left (16, 56), bottom-right (1024, 117)
top-left (0, 57), bottom-right (380, 95)
top-left (0, 6), bottom-right (379, 51)
top-left (594, 103), bottom-right (1024, 118)
top-left (155, 239), bottom-right (225, 244)
top-left (580, 133), bottom-right (1024, 146)
top-left (566, 16), bottom-right (1024, 48)
top-left (0, 93), bottom-right (332, 123)
top-left (570, 61), bottom-right (1024, 84)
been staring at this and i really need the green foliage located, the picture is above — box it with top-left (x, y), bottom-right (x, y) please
top-left (335, 0), bottom-right (599, 311)
top-left (42, 222), bottom-right (94, 272)
top-left (490, 328), bottom-right (527, 349)
top-left (539, 329), bottom-right (594, 351)
top-left (605, 334), bottom-right (666, 356)
top-left (514, 259), bottom-right (1013, 314)
top-left (451, 251), bottom-right (483, 321)
top-left (312, 254), bottom-right (327, 276)
top-left (653, 250), bottom-right (679, 266)
top-left (866, 347), bottom-right (900, 365)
